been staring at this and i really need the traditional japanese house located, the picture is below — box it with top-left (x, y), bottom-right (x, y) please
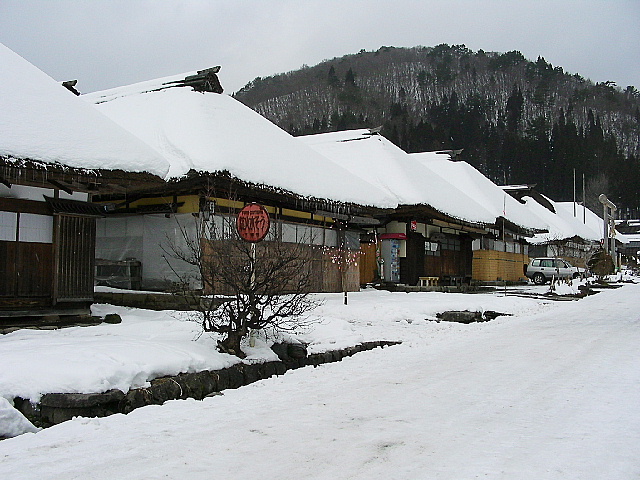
top-left (502, 185), bottom-right (603, 267)
top-left (410, 153), bottom-right (546, 282)
top-left (614, 220), bottom-right (638, 265)
top-left (0, 43), bottom-right (169, 325)
top-left (299, 129), bottom-right (542, 286)
top-left (83, 70), bottom-right (394, 293)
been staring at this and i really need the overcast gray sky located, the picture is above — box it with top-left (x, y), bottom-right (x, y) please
top-left (1, 0), bottom-right (639, 95)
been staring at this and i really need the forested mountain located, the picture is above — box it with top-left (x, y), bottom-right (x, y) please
top-left (233, 45), bottom-right (640, 217)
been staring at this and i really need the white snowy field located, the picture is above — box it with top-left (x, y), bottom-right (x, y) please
top-left (1, 283), bottom-right (639, 479)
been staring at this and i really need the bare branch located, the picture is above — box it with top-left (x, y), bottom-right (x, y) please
top-left (163, 192), bottom-right (320, 357)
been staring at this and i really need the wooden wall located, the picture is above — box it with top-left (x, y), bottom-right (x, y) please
top-left (319, 251), bottom-right (359, 293)
top-left (0, 213), bottom-right (96, 314)
top-left (201, 239), bottom-right (359, 296)
top-left (472, 250), bottom-right (529, 282)
top-left (0, 241), bottom-right (53, 299)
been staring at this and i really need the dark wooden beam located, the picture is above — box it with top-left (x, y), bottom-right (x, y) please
top-left (0, 197), bottom-right (51, 215)
top-left (48, 179), bottom-right (74, 195)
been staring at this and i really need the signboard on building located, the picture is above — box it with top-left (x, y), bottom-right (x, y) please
top-left (236, 203), bottom-right (270, 242)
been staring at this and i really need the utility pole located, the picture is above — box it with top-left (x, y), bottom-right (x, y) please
top-left (582, 174), bottom-right (586, 224)
top-left (573, 168), bottom-right (576, 218)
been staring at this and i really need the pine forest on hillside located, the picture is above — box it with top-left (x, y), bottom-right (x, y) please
top-left (234, 45), bottom-right (640, 218)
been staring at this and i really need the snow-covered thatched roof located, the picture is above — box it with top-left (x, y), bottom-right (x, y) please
top-left (301, 129), bottom-right (512, 227)
top-left (0, 43), bottom-right (169, 178)
top-left (555, 202), bottom-right (604, 240)
top-left (84, 75), bottom-right (396, 208)
top-left (410, 152), bottom-right (547, 232)
top-left (552, 202), bottom-right (629, 244)
top-left (511, 193), bottom-right (603, 244)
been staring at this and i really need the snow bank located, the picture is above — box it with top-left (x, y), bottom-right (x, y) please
top-left (0, 305), bottom-right (239, 403)
top-left (0, 397), bottom-right (39, 438)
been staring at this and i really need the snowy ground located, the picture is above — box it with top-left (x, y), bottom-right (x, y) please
top-left (1, 280), bottom-right (639, 479)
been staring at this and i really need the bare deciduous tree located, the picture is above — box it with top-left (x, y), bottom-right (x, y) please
top-left (165, 209), bottom-right (319, 358)
top-left (585, 173), bottom-right (611, 215)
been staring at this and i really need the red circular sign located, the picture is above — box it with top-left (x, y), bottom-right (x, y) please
top-left (236, 203), bottom-right (270, 242)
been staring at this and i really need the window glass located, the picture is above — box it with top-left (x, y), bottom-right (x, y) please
top-left (441, 236), bottom-right (461, 251)
top-left (345, 231), bottom-right (360, 250)
top-left (18, 213), bottom-right (53, 243)
top-left (310, 226), bottom-right (324, 245)
top-left (541, 259), bottom-right (553, 267)
top-left (0, 211), bottom-right (17, 241)
top-left (207, 214), bottom-right (234, 240)
top-left (281, 223), bottom-right (297, 243)
top-left (482, 238), bottom-right (494, 250)
top-left (324, 229), bottom-right (337, 247)
top-left (295, 224), bottom-right (313, 244)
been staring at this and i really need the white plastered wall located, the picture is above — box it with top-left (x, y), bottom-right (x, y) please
top-left (0, 184), bottom-right (88, 201)
top-left (96, 213), bottom-right (200, 290)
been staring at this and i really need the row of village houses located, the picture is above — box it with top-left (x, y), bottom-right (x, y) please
top-left (0, 43), bottom-right (625, 324)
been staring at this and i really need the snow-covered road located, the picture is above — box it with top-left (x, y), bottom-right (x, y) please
top-left (1, 284), bottom-right (639, 479)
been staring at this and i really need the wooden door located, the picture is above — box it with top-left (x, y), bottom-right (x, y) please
top-left (402, 231), bottom-right (425, 285)
top-left (359, 242), bottom-right (378, 285)
top-left (53, 215), bottom-right (96, 303)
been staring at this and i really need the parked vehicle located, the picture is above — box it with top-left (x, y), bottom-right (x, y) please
top-left (524, 257), bottom-right (584, 285)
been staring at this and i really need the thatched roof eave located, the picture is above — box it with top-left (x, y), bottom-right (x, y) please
top-left (0, 155), bottom-right (165, 195)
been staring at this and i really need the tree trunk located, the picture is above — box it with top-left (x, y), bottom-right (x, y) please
top-left (219, 331), bottom-right (245, 358)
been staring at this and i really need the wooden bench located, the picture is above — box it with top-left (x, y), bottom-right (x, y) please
top-left (418, 276), bottom-right (439, 287)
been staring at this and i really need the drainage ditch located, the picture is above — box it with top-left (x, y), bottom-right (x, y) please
top-left (13, 340), bottom-right (401, 428)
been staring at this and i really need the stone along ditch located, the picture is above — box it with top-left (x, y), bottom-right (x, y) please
top-left (14, 340), bottom-right (401, 428)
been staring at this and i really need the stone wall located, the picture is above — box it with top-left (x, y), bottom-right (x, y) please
top-left (14, 340), bottom-right (400, 428)
top-left (93, 291), bottom-right (218, 311)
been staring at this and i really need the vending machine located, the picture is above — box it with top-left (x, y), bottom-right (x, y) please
top-left (380, 233), bottom-right (406, 283)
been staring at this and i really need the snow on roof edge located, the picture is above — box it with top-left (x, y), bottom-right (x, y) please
top-left (0, 43), bottom-right (171, 178)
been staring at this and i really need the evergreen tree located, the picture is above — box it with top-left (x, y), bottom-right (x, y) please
top-left (505, 85), bottom-right (524, 132)
top-left (327, 66), bottom-right (340, 87)
top-left (344, 68), bottom-right (356, 87)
